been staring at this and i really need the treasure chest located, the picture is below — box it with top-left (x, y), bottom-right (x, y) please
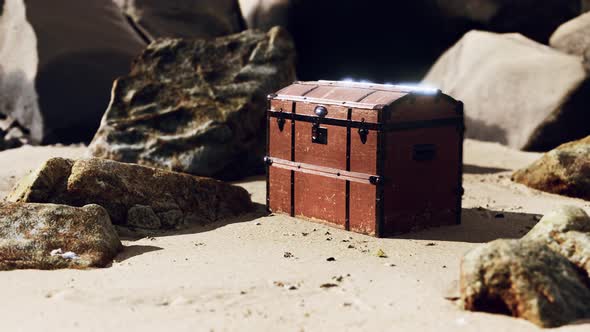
top-left (265, 80), bottom-right (464, 237)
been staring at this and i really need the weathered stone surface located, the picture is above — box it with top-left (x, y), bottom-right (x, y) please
top-left (0, 202), bottom-right (122, 270)
top-left (436, 0), bottom-right (579, 43)
top-left (7, 157), bottom-right (254, 230)
top-left (424, 30), bottom-right (590, 151)
top-left (512, 136), bottom-right (590, 200)
top-left (239, 1), bottom-right (579, 82)
top-left (113, 0), bottom-right (245, 40)
top-left (0, 0), bottom-right (146, 144)
top-left (550, 12), bottom-right (590, 56)
top-left (88, 27), bottom-right (296, 180)
top-left (524, 206), bottom-right (590, 276)
top-left (460, 239), bottom-right (590, 327)
top-left (239, 0), bottom-right (291, 31)
top-left (0, 115), bottom-right (27, 151)
top-left (460, 206), bottom-right (590, 327)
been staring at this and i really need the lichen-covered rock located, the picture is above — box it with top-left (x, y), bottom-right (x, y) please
top-left (7, 157), bottom-right (254, 230)
top-left (523, 206), bottom-right (590, 275)
top-left (0, 0), bottom-right (146, 144)
top-left (0, 202), bottom-right (122, 270)
top-left (550, 12), bottom-right (590, 57)
top-left (460, 239), bottom-right (590, 328)
top-left (424, 30), bottom-right (590, 151)
top-left (88, 27), bottom-right (296, 180)
top-left (113, 0), bottom-right (245, 40)
top-left (512, 136), bottom-right (590, 200)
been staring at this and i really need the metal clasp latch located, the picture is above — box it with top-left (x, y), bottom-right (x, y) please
top-left (358, 118), bottom-right (369, 144)
top-left (312, 105), bottom-right (328, 145)
top-left (276, 109), bottom-right (286, 132)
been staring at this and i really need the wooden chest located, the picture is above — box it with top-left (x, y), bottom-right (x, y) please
top-left (265, 80), bottom-right (464, 237)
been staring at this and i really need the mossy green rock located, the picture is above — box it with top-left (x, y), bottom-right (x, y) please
top-left (0, 202), bottom-right (122, 270)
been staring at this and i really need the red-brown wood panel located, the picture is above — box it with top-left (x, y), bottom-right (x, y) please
top-left (294, 173), bottom-right (346, 228)
top-left (269, 167), bottom-right (291, 214)
top-left (295, 103), bottom-right (348, 120)
top-left (269, 101), bottom-right (293, 161)
top-left (389, 96), bottom-right (458, 123)
top-left (349, 182), bottom-right (376, 236)
top-left (382, 126), bottom-right (461, 235)
top-left (350, 128), bottom-right (377, 174)
top-left (294, 122), bottom-right (347, 170)
top-left (350, 108), bottom-right (378, 123)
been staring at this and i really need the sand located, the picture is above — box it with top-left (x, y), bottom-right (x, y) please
top-left (0, 140), bottom-right (589, 332)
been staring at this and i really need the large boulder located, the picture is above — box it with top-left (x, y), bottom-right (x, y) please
top-left (113, 0), bottom-right (245, 40)
top-left (239, 1), bottom-right (579, 82)
top-left (423, 30), bottom-right (590, 151)
top-left (88, 27), bottom-right (296, 180)
top-left (436, 0), bottom-right (580, 43)
top-left (0, 202), bottom-right (122, 270)
top-left (460, 239), bottom-right (590, 328)
top-left (512, 136), bottom-right (590, 200)
top-left (460, 206), bottom-right (590, 327)
top-left (524, 206), bottom-right (590, 275)
top-left (0, 0), bottom-right (146, 144)
top-left (550, 12), bottom-right (590, 56)
top-left (238, 0), bottom-right (291, 31)
top-left (7, 157), bottom-right (254, 230)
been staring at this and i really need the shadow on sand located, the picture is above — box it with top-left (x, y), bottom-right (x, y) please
top-left (395, 207), bottom-right (542, 243)
top-left (115, 245), bottom-right (164, 263)
top-left (464, 164), bottom-right (511, 174)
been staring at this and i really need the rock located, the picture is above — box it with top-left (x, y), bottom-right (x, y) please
top-left (88, 27), bottom-right (296, 180)
top-left (113, 0), bottom-right (245, 40)
top-left (423, 30), bottom-right (590, 151)
top-left (512, 136), bottom-right (590, 200)
top-left (436, 0), bottom-right (580, 43)
top-left (0, 202), bottom-right (122, 270)
top-left (524, 206), bottom-right (590, 275)
top-left (7, 157), bottom-right (254, 230)
top-left (460, 239), bottom-right (590, 328)
top-left (239, 0), bottom-right (291, 31)
top-left (0, 0), bottom-right (146, 144)
top-left (550, 12), bottom-right (590, 56)
top-left (239, 1), bottom-right (579, 82)
top-left (241, 1), bottom-right (451, 82)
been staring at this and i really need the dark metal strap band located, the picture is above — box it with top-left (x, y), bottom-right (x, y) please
top-left (268, 110), bottom-right (462, 131)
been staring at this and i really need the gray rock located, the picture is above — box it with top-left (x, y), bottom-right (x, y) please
top-left (88, 27), bottom-right (296, 180)
top-left (460, 239), bottom-right (590, 328)
top-left (512, 136), bottom-right (590, 200)
top-left (0, 0), bottom-right (146, 144)
top-left (436, 0), bottom-right (579, 43)
top-left (113, 0), bottom-right (245, 40)
top-left (0, 202), bottom-right (122, 270)
top-left (7, 157), bottom-right (254, 230)
top-left (239, 0), bottom-right (291, 31)
top-left (550, 12), bottom-right (590, 56)
top-left (423, 30), bottom-right (590, 151)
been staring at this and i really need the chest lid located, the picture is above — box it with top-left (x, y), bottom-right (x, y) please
top-left (271, 80), bottom-right (441, 110)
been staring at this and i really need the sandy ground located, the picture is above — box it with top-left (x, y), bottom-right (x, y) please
top-left (0, 140), bottom-right (589, 332)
